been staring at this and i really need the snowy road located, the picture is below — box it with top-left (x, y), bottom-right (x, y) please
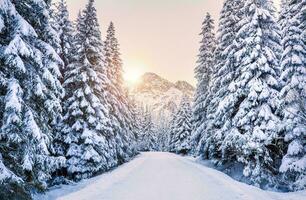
top-left (36, 152), bottom-right (305, 200)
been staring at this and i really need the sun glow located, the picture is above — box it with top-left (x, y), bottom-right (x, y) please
top-left (123, 64), bottom-right (144, 85)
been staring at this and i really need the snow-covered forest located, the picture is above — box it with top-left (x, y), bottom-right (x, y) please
top-left (190, 0), bottom-right (306, 192)
top-left (0, 0), bottom-right (138, 199)
top-left (0, 0), bottom-right (305, 199)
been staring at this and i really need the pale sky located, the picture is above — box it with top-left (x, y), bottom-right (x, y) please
top-left (62, 0), bottom-right (281, 85)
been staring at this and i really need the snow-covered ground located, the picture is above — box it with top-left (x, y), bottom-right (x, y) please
top-left (35, 152), bottom-right (306, 200)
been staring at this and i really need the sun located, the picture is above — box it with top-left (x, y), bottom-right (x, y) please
top-left (123, 67), bottom-right (143, 85)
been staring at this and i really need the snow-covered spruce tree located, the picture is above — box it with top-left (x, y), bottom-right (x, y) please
top-left (104, 22), bottom-right (137, 162)
top-left (222, 0), bottom-right (282, 188)
top-left (128, 96), bottom-right (142, 147)
top-left (50, 0), bottom-right (75, 163)
top-left (135, 104), bottom-right (146, 151)
top-left (13, 0), bottom-right (65, 165)
top-left (191, 12), bottom-right (216, 153)
top-left (156, 125), bottom-right (169, 152)
top-left (155, 114), bottom-right (170, 151)
top-left (61, 0), bottom-right (115, 180)
top-left (278, 0), bottom-right (306, 191)
top-left (208, 0), bottom-right (246, 163)
top-left (167, 110), bottom-right (178, 152)
top-left (170, 96), bottom-right (192, 155)
top-left (196, 0), bottom-right (244, 160)
top-left (51, 0), bottom-right (74, 78)
top-left (0, 0), bottom-right (65, 195)
top-left (137, 107), bottom-right (157, 152)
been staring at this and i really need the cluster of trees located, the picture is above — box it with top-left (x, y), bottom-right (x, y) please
top-left (168, 96), bottom-right (193, 154)
top-left (0, 0), bottom-right (138, 199)
top-left (136, 100), bottom-right (194, 154)
top-left (136, 107), bottom-right (158, 152)
top-left (0, 0), bottom-right (304, 198)
top-left (134, 105), bottom-right (174, 152)
top-left (186, 0), bottom-right (305, 192)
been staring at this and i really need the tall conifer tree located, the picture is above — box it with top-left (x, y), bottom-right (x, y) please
top-left (61, 0), bottom-right (114, 180)
top-left (137, 106), bottom-right (157, 151)
top-left (104, 22), bottom-right (137, 163)
top-left (192, 13), bottom-right (216, 152)
top-left (279, 0), bottom-right (306, 191)
top-left (51, 0), bottom-right (74, 77)
top-left (0, 0), bottom-right (65, 196)
top-left (196, 0), bottom-right (244, 160)
top-left (170, 96), bottom-right (192, 155)
top-left (222, 0), bottom-right (282, 187)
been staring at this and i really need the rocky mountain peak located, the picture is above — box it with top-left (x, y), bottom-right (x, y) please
top-left (129, 72), bottom-right (195, 124)
top-left (174, 81), bottom-right (195, 96)
top-left (134, 72), bottom-right (174, 94)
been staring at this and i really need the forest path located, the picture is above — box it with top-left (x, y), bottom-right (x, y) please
top-left (36, 152), bottom-right (305, 200)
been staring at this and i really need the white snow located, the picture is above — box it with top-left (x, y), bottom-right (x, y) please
top-left (129, 73), bottom-right (194, 125)
top-left (22, 154), bottom-right (33, 171)
top-left (34, 152), bottom-right (306, 200)
top-left (0, 154), bottom-right (20, 182)
top-left (5, 79), bottom-right (22, 113)
top-left (0, 16), bottom-right (4, 32)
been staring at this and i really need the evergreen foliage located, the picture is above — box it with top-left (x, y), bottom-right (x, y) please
top-left (192, 13), bottom-right (216, 152)
top-left (223, 0), bottom-right (282, 187)
top-left (51, 0), bottom-right (74, 77)
top-left (188, 0), bottom-right (305, 191)
top-left (278, 0), bottom-right (306, 191)
top-left (0, 0), bottom-right (65, 197)
top-left (104, 22), bottom-right (137, 162)
top-left (196, 0), bottom-right (244, 160)
top-left (61, 0), bottom-right (113, 180)
top-left (155, 115), bottom-right (170, 152)
top-left (137, 107), bottom-right (157, 152)
top-left (169, 96), bottom-right (192, 155)
top-left (0, 0), bottom-right (306, 197)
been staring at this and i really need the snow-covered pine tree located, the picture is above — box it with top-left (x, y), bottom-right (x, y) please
top-left (170, 96), bottom-right (192, 155)
top-left (14, 0), bottom-right (65, 164)
top-left (104, 22), bottom-right (137, 162)
top-left (49, 0), bottom-right (75, 162)
top-left (137, 106), bottom-right (157, 151)
top-left (0, 0), bottom-right (65, 195)
top-left (13, 0), bottom-right (65, 133)
top-left (194, 13), bottom-right (216, 83)
top-left (192, 12), bottom-right (216, 153)
top-left (51, 0), bottom-right (74, 78)
top-left (61, 0), bottom-right (114, 180)
top-left (196, 0), bottom-right (244, 160)
top-left (127, 96), bottom-right (141, 147)
top-left (208, 0), bottom-right (246, 164)
top-left (155, 114), bottom-right (170, 151)
top-left (167, 110), bottom-right (178, 152)
top-left (278, 0), bottom-right (306, 191)
top-left (223, 0), bottom-right (282, 188)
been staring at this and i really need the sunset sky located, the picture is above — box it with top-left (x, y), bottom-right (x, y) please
top-left (62, 0), bottom-right (281, 85)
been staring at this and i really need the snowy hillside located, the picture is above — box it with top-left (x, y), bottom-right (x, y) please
top-left (129, 73), bottom-right (195, 123)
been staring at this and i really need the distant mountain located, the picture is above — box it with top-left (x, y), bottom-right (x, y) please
top-left (174, 81), bottom-right (195, 97)
top-left (129, 72), bottom-right (195, 124)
